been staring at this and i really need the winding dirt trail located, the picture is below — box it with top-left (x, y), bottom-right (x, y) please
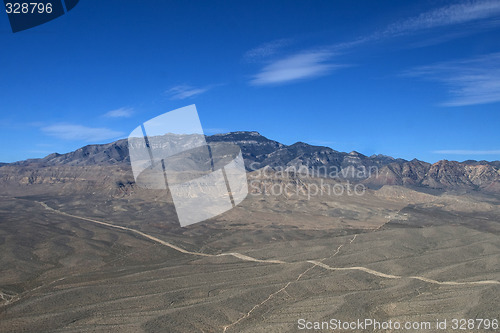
top-left (307, 260), bottom-right (500, 286)
top-left (0, 291), bottom-right (18, 306)
top-left (222, 262), bottom-right (317, 333)
top-left (35, 200), bottom-right (500, 332)
top-left (37, 201), bottom-right (283, 264)
top-left (37, 201), bottom-right (500, 287)
top-left (222, 234), bottom-right (357, 333)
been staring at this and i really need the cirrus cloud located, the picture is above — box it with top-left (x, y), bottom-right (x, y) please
top-left (41, 124), bottom-right (124, 142)
top-left (383, 0), bottom-right (500, 37)
top-left (250, 51), bottom-right (345, 86)
top-left (103, 107), bottom-right (134, 118)
top-left (243, 38), bottom-right (292, 62)
top-left (165, 84), bottom-right (210, 100)
top-left (404, 52), bottom-right (500, 106)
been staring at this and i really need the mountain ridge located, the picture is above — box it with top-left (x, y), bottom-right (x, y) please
top-left (1, 131), bottom-right (499, 192)
top-left (5, 131), bottom-right (499, 167)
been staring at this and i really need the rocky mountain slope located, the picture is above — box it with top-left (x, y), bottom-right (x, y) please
top-left (1, 131), bottom-right (499, 193)
top-left (364, 159), bottom-right (500, 191)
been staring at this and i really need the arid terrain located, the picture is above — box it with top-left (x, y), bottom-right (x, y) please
top-left (0, 132), bottom-right (499, 332)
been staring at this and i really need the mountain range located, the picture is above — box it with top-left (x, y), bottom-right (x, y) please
top-left (2, 131), bottom-right (500, 193)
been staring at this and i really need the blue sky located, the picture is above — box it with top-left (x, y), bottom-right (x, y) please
top-left (1, 0), bottom-right (500, 163)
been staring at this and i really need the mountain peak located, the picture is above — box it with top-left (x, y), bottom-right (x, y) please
top-left (210, 131), bottom-right (261, 137)
top-left (290, 141), bottom-right (311, 147)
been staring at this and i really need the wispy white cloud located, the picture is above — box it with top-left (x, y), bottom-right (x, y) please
top-left (250, 51), bottom-right (343, 85)
top-left (434, 149), bottom-right (500, 155)
top-left (383, 0), bottom-right (500, 37)
top-left (41, 124), bottom-right (123, 142)
top-left (407, 30), bottom-right (473, 48)
top-left (246, 1), bottom-right (500, 87)
top-left (307, 140), bottom-right (337, 147)
top-left (103, 107), bottom-right (133, 118)
top-left (244, 39), bottom-right (292, 62)
top-left (334, 1), bottom-right (500, 51)
top-left (404, 52), bottom-right (500, 106)
top-left (165, 84), bottom-right (210, 100)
